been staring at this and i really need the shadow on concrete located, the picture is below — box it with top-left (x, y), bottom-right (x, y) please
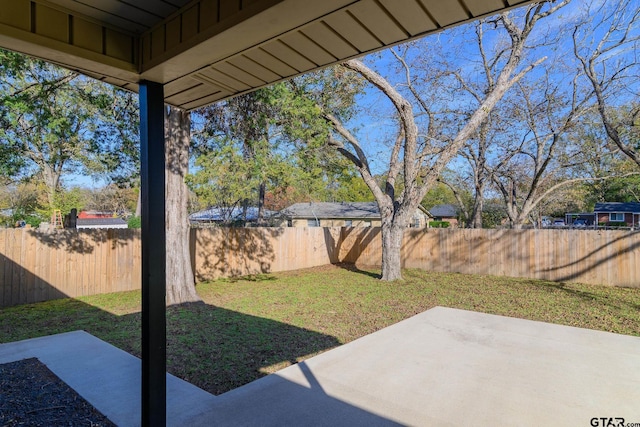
top-left (200, 360), bottom-right (402, 426)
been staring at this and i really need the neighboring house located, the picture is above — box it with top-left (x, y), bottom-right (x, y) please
top-left (189, 207), bottom-right (282, 226)
top-left (76, 217), bottom-right (128, 229)
top-left (281, 202), bottom-right (431, 228)
top-left (77, 210), bottom-right (115, 219)
top-left (428, 204), bottom-right (459, 228)
top-left (593, 202), bottom-right (640, 227)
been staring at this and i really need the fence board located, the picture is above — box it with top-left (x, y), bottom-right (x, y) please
top-left (10, 231), bottom-right (22, 306)
top-left (0, 231), bottom-right (6, 307)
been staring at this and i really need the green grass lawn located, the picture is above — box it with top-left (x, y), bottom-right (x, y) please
top-left (1, 264), bottom-right (639, 395)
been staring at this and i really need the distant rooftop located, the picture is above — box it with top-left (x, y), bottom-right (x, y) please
top-left (189, 207), bottom-right (278, 222)
top-left (76, 218), bottom-right (128, 229)
top-left (594, 202), bottom-right (640, 213)
top-left (428, 204), bottom-right (458, 218)
top-left (282, 202), bottom-right (381, 219)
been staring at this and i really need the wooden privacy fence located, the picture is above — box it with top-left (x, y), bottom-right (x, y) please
top-left (0, 229), bottom-right (141, 309)
top-left (342, 228), bottom-right (640, 287)
top-left (1, 227), bottom-right (639, 307)
top-left (0, 227), bottom-right (341, 308)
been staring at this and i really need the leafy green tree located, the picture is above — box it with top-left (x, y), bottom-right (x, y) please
top-left (194, 86), bottom-right (284, 220)
top-left (0, 182), bottom-right (41, 226)
top-left (48, 186), bottom-right (84, 219)
top-left (421, 182), bottom-right (459, 211)
top-left (0, 49), bottom-right (122, 214)
top-left (89, 87), bottom-right (141, 187)
top-left (190, 80), bottom-right (365, 215)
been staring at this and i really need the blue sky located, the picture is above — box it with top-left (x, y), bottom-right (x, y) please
top-left (340, 0), bottom-right (638, 177)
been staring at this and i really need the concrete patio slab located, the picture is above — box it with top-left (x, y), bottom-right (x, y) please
top-left (0, 330), bottom-right (216, 426)
top-left (1, 307), bottom-right (639, 426)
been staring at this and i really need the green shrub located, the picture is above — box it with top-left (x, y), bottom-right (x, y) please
top-left (429, 221), bottom-right (450, 228)
top-left (608, 221), bottom-right (628, 228)
top-left (598, 221), bottom-right (627, 228)
top-left (11, 214), bottom-right (42, 228)
top-left (127, 216), bottom-right (141, 229)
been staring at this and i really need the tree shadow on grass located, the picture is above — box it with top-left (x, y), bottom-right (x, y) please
top-left (331, 262), bottom-right (381, 280)
top-left (1, 231), bottom-right (344, 396)
top-left (0, 288), bottom-right (343, 397)
top-left (1, 296), bottom-right (402, 425)
top-left (165, 301), bottom-right (342, 395)
top-left (516, 279), bottom-right (640, 313)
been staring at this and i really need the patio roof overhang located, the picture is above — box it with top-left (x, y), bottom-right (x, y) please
top-left (0, 0), bottom-right (535, 425)
top-left (1, 0), bottom-right (535, 111)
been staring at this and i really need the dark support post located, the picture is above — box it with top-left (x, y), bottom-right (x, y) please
top-left (139, 80), bottom-right (166, 426)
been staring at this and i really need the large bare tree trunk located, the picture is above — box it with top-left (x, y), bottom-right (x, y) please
top-left (469, 187), bottom-right (484, 228)
top-left (165, 107), bottom-right (201, 305)
top-left (380, 222), bottom-right (404, 281)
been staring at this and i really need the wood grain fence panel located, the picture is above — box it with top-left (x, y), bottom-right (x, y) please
top-left (0, 231), bottom-right (7, 307)
top-left (440, 230), bottom-right (450, 273)
top-left (548, 229), bottom-right (558, 281)
top-left (542, 229), bottom-right (553, 281)
top-left (616, 232), bottom-right (625, 285)
top-left (103, 231), bottom-right (113, 292)
top-left (625, 232), bottom-right (640, 287)
top-left (116, 229), bottom-right (127, 292)
top-left (10, 230), bottom-right (21, 306)
top-left (66, 238), bottom-right (78, 297)
top-left (423, 229), bottom-right (436, 271)
top-left (578, 230), bottom-right (590, 284)
top-left (597, 231), bottom-right (609, 285)
top-left (33, 235), bottom-right (44, 303)
top-left (425, 230), bottom-right (437, 271)
top-left (133, 231), bottom-right (142, 289)
top-left (620, 231), bottom-right (632, 286)
top-left (91, 232), bottom-right (101, 296)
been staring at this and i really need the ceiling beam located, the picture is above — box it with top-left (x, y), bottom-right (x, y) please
top-left (0, 0), bottom-right (138, 82)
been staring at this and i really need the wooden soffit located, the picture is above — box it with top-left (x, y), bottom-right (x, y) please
top-left (0, 0), bottom-right (535, 110)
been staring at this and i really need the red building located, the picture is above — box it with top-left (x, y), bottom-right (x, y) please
top-left (77, 211), bottom-right (114, 219)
